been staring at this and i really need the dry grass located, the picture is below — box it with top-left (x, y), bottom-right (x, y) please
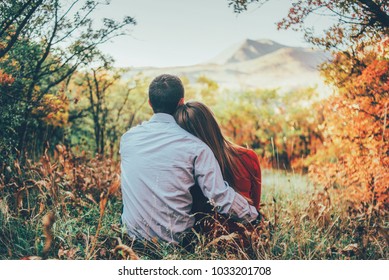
top-left (0, 148), bottom-right (388, 260)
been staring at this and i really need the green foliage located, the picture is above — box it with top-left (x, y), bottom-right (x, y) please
top-left (68, 72), bottom-right (152, 157)
top-left (0, 0), bottom-right (135, 161)
top-left (227, 0), bottom-right (268, 13)
top-left (196, 75), bottom-right (219, 106)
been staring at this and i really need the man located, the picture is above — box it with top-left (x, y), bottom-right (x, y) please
top-left (120, 74), bottom-right (258, 244)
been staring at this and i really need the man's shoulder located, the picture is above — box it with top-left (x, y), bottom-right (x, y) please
top-left (175, 126), bottom-right (206, 144)
top-left (177, 126), bottom-right (219, 154)
top-left (120, 120), bottom-right (149, 138)
top-left (120, 120), bottom-right (208, 148)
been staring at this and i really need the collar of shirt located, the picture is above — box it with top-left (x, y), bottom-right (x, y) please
top-left (149, 113), bottom-right (176, 124)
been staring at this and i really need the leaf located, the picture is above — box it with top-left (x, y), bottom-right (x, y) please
top-left (112, 245), bottom-right (140, 260)
top-left (42, 212), bottom-right (56, 258)
top-left (205, 232), bottom-right (239, 247)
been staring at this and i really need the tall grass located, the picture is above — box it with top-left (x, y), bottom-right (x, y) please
top-left (0, 148), bottom-right (388, 260)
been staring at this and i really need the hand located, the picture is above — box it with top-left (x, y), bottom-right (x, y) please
top-left (250, 210), bottom-right (263, 227)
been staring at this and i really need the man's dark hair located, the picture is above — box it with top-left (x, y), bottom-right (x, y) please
top-left (149, 74), bottom-right (184, 115)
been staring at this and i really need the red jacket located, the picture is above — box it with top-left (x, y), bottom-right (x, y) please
top-left (233, 146), bottom-right (262, 210)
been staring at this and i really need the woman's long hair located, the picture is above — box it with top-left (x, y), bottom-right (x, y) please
top-left (174, 101), bottom-right (249, 189)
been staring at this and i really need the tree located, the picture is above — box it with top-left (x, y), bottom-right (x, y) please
top-left (197, 75), bottom-right (219, 106)
top-left (311, 41), bottom-right (389, 209)
top-left (213, 87), bottom-right (324, 170)
top-left (68, 71), bottom-right (151, 157)
top-left (105, 75), bottom-right (151, 157)
top-left (228, 0), bottom-right (389, 209)
top-left (73, 54), bottom-right (120, 155)
top-left (228, 0), bottom-right (389, 49)
top-left (0, 0), bottom-right (44, 58)
top-left (0, 0), bottom-right (135, 159)
top-left (0, 70), bottom-right (17, 166)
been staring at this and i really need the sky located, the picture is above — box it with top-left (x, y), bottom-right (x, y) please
top-left (95, 0), bottom-right (330, 68)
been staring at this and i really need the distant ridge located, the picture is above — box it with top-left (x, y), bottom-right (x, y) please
top-left (208, 39), bottom-right (286, 64)
top-left (126, 39), bottom-right (331, 91)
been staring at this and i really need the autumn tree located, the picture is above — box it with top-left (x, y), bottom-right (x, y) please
top-left (68, 71), bottom-right (151, 157)
top-left (228, 0), bottom-right (389, 49)
top-left (212, 87), bottom-right (325, 170)
top-left (310, 41), bottom-right (389, 209)
top-left (196, 75), bottom-right (219, 106)
top-left (0, 0), bottom-right (44, 58)
top-left (228, 0), bottom-right (389, 208)
top-left (0, 0), bottom-right (135, 160)
top-left (74, 54), bottom-right (121, 155)
top-left (105, 76), bottom-right (151, 157)
top-left (69, 52), bottom-right (126, 155)
top-left (0, 70), bottom-right (16, 165)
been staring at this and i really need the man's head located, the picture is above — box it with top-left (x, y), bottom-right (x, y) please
top-left (148, 74), bottom-right (185, 115)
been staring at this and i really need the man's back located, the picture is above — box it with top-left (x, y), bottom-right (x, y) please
top-left (120, 113), bottom-right (230, 243)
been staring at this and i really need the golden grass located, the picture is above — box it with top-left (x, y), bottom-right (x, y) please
top-left (0, 148), bottom-right (388, 260)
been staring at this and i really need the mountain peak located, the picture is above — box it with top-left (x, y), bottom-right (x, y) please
top-left (246, 38), bottom-right (279, 45)
top-left (208, 38), bottom-right (286, 65)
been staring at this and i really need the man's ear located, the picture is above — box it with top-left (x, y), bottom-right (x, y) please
top-left (148, 99), bottom-right (153, 109)
top-left (177, 98), bottom-right (184, 106)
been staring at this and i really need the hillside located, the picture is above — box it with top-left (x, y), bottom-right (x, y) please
top-left (126, 39), bottom-right (331, 91)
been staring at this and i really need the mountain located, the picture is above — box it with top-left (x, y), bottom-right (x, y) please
top-left (208, 39), bottom-right (286, 64)
top-left (126, 39), bottom-right (331, 91)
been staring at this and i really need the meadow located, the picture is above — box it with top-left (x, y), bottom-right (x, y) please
top-left (1, 148), bottom-right (387, 260)
top-left (1, 0), bottom-right (388, 261)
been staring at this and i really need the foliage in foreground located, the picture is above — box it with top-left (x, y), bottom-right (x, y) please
top-left (0, 148), bottom-right (388, 260)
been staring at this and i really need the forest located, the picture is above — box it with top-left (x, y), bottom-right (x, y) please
top-left (0, 0), bottom-right (388, 260)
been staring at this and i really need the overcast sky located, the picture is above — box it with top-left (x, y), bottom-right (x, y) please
top-left (95, 0), bottom-right (331, 67)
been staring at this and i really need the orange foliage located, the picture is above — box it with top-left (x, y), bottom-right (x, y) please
top-left (0, 70), bottom-right (14, 86)
top-left (32, 93), bottom-right (69, 127)
top-left (310, 41), bottom-right (389, 210)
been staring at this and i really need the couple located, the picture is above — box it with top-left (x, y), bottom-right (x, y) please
top-left (120, 74), bottom-right (261, 246)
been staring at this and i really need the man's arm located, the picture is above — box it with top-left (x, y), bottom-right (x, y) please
top-left (193, 145), bottom-right (258, 222)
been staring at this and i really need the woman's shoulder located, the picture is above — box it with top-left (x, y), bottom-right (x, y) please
top-left (234, 145), bottom-right (261, 176)
top-left (235, 146), bottom-right (258, 161)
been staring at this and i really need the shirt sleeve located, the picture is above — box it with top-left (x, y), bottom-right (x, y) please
top-left (193, 144), bottom-right (258, 222)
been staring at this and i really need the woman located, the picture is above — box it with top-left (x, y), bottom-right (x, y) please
top-left (174, 101), bottom-right (262, 216)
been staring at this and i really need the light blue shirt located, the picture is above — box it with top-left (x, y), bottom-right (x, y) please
top-left (120, 113), bottom-right (258, 243)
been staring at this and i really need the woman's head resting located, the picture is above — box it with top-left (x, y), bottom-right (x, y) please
top-left (174, 101), bottom-right (224, 149)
